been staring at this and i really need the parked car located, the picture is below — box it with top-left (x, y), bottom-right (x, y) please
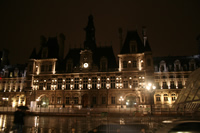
top-left (155, 119), bottom-right (200, 133)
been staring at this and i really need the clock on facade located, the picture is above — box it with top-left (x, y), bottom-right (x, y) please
top-left (83, 63), bottom-right (89, 68)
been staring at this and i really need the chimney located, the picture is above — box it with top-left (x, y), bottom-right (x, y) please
top-left (142, 26), bottom-right (147, 47)
top-left (58, 33), bottom-right (65, 60)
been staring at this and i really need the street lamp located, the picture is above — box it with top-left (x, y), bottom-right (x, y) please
top-left (146, 83), bottom-right (156, 115)
top-left (119, 96), bottom-right (124, 108)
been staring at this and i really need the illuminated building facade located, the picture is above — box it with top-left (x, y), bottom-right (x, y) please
top-left (0, 15), bottom-right (200, 111)
top-left (0, 64), bottom-right (27, 107)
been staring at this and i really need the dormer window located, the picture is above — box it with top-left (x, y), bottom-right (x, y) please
top-left (174, 60), bottom-right (181, 71)
top-left (189, 59), bottom-right (196, 71)
top-left (66, 59), bottom-right (73, 72)
top-left (160, 65), bottom-right (164, 72)
top-left (100, 57), bottom-right (108, 71)
top-left (159, 60), bottom-right (166, 72)
top-left (130, 41), bottom-right (137, 53)
top-left (132, 60), bottom-right (137, 68)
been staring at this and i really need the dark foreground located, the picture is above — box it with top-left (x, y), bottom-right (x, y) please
top-left (0, 114), bottom-right (194, 133)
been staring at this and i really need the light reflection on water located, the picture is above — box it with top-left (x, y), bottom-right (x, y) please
top-left (0, 114), bottom-right (160, 133)
top-left (0, 115), bottom-right (7, 131)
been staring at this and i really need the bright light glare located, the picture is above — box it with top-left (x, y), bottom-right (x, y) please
top-left (146, 86), bottom-right (150, 90)
top-left (148, 83), bottom-right (152, 87)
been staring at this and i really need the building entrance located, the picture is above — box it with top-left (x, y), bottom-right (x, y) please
top-left (125, 96), bottom-right (137, 108)
top-left (40, 96), bottom-right (49, 108)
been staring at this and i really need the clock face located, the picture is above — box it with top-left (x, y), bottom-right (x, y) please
top-left (83, 63), bottom-right (89, 68)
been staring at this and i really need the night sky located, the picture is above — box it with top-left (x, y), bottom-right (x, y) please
top-left (0, 0), bottom-right (200, 64)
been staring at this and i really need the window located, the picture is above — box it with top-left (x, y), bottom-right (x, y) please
top-left (156, 94), bottom-right (161, 101)
top-left (66, 78), bottom-right (70, 90)
top-left (133, 60), bottom-right (137, 68)
top-left (57, 97), bottom-right (61, 104)
top-left (163, 82), bottom-right (168, 89)
top-left (178, 81), bottom-right (183, 89)
top-left (83, 77), bottom-right (88, 89)
top-left (39, 83), bottom-right (43, 90)
top-left (133, 80), bottom-right (138, 88)
top-left (92, 77), bottom-right (97, 89)
top-left (123, 80), bottom-right (128, 88)
top-left (101, 77), bottom-right (106, 89)
top-left (102, 97), bottom-right (106, 104)
top-left (66, 97), bottom-right (70, 104)
top-left (170, 81), bottom-right (175, 89)
top-left (123, 61), bottom-right (127, 68)
top-left (74, 97), bottom-right (78, 104)
top-left (74, 78), bottom-right (79, 90)
top-left (171, 94), bottom-right (176, 101)
top-left (111, 97), bottom-right (115, 104)
top-left (160, 65), bottom-right (164, 72)
top-left (110, 76), bottom-right (115, 89)
top-left (164, 94), bottom-right (168, 101)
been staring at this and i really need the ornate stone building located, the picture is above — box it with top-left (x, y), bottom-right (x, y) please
top-left (0, 15), bottom-right (200, 111)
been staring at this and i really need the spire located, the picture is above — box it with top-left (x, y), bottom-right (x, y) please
top-left (84, 15), bottom-right (96, 51)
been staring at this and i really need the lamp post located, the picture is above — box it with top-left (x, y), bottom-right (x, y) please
top-left (146, 83), bottom-right (156, 115)
top-left (119, 96), bottom-right (124, 108)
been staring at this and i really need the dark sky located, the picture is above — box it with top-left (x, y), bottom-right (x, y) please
top-left (0, 0), bottom-right (200, 64)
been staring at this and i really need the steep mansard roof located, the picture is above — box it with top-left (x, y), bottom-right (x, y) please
top-left (29, 37), bottom-right (59, 59)
top-left (65, 48), bottom-right (82, 67)
top-left (120, 30), bottom-right (145, 54)
top-left (153, 55), bottom-right (200, 66)
top-left (64, 46), bottom-right (118, 71)
top-left (93, 46), bottom-right (117, 69)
